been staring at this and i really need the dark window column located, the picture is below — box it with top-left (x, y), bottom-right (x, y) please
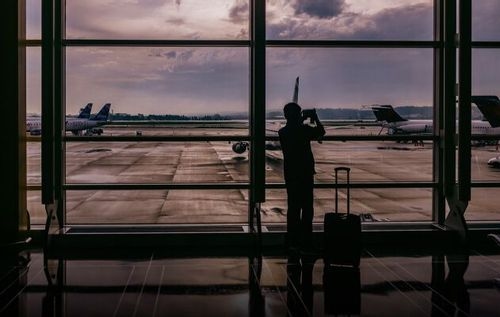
top-left (0, 0), bottom-right (27, 244)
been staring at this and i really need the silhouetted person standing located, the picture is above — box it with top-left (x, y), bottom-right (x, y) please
top-left (279, 102), bottom-right (325, 253)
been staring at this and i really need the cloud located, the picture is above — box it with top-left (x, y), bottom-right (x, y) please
top-left (292, 0), bottom-right (346, 19)
top-left (229, 0), bottom-right (249, 24)
top-left (267, 2), bottom-right (433, 40)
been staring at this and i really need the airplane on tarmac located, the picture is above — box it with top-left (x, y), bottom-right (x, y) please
top-left (26, 103), bottom-right (111, 136)
top-left (231, 77), bottom-right (301, 154)
top-left (372, 101), bottom-right (500, 141)
top-left (26, 103), bottom-right (93, 135)
top-left (470, 95), bottom-right (500, 167)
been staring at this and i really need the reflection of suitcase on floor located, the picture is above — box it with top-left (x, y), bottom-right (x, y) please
top-left (323, 265), bottom-right (361, 315)
top-left (324, 167), bottom-right (361, 267)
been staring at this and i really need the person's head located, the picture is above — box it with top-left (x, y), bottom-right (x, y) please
top-left (283, 102), bottom-right (302, 123)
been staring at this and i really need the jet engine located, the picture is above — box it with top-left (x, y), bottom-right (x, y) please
top-left (232, 142), bottom-right (249, 154)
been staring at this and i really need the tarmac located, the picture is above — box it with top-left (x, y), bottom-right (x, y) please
top-left (26, 124), bottom-right (500, 225)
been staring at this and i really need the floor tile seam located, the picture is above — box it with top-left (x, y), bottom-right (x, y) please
top-left (261, 257), bottom-right (292, 316)
top-left (112, 265), bottom-right (136, 317)
top-left (364, 250), bottom-right (433, 315)
top-left (365, 263), bottom-right (432, 316)
top-left (151, 266), bottom-right (166, 317)
top-left (0, 265), bottom-right (45, 313)
top-left (132, 254), bottom-right (154, 317)
top-left (0, 255), bottom-right (44, 298)
top-left (366, 254), bottom-right (467, 315)
top-left (387, 258), bottom-right (470, 316)
top-left (276, 262), bottom-right (313, 317)
top-left (469, 250), bottom-right (500, 274)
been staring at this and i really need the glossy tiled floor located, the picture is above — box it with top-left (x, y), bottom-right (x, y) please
top-left (1, 246), bottom-right (500, 316)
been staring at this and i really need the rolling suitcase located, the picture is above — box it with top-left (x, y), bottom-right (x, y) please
top-left (323, 167), bottom-right (361, 267)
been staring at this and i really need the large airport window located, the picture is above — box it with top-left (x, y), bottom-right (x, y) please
top-left (266, 0), bottom-right (434, 40)
top-left (65, 189), bottom-right (249, 224)
top-left (65, 0), bottom-right (249, 40)
top-left (29, 0), bottom-right (500, 230)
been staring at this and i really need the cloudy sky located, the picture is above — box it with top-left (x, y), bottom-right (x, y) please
top-left (26, 0), bottom-right (500, 115)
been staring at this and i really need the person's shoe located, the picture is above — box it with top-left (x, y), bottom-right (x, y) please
top-left (300, 246), bottom-right (321, 257)
top-left (288, 246), bottom-right (301, 257)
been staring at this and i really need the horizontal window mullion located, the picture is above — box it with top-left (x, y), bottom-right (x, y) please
top-left (266, 135), bottom-right (437, 142)
top-left (64, 183), bottom-right (250, 190)
top-left (63, 135), bottom-right (250, 142)
top-left (471, 182), bottom-right (500, 188)
top-left (470, 135), bottom-right (500, 140)
top-left (266, 182), bottom-right (436, 189)
top-left (23, 39), bottom-right (42, 46)
top-left (472, 42), bottom-right (500, 48)
top-left (266, 40), bottom-right (439, 48)
top-left (63, 39), bottom-right (251, 47)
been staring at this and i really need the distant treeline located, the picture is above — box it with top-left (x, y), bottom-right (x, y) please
top-left (111, 113), bottom-right (231, 121)
top-left (268, 106), bottom-right (434, 120)
top-left (110, 105), bottom-right (482, 121)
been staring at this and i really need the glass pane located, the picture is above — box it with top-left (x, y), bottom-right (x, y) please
top-left (26, 0), bottom-right (41, 39)
top-left (27, 190), bottom-right (45, 225)
top-left (266, 48), bottom-right (434, 130)
top-left (262, 187), bottom-right (432, 223)
top-left (65, 141), bottom-right (249, 184)
top-left (27, 47), bottom-right (41, 117)
top-left (266, 140), bottom-right (433, 183)
top-left (467, 188), bottom-right (500, 221)
top-left (66, 47), bottom-right (249, 135)
top-left (65, 0), bottom-right (249, 40)
top-left (27, 142), bottom-right (41, 184)
top-left (472, 49), bottom-right (500, 96)
top-left (472, 0), bottom-right (500, 41)
top-left (66, 189), bottom-right (248, 224)
top-left (471, 49), bottom-right (500, 181)
top-left (267, 0), bottom-right (433, 40)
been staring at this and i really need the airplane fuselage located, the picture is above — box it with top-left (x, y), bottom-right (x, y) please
top-left (382, 119), bottom-right (500, 136)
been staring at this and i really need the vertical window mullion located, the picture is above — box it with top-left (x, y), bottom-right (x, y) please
top-left (250, 0), bottom-right (266, 207)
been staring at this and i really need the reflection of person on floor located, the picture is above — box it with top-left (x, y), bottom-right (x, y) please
top-left (286, 257), bottom-right (314, 317)
top-left (279, 102), bottom-right (325, 253)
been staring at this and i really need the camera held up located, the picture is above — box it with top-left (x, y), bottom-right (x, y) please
top-left (302, 108), bottom-right (317, 124)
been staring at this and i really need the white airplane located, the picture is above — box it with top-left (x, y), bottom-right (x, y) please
top-left (231, 77), bottom-right (301, 154)
top-left (372, 101), bottom-right (500, 139)
top-left (26, 103), bottom-right (111, 136)
top-left (26, 103), bottom-right (93, 135)
top-left (471, 95), bottom-right (500, 167)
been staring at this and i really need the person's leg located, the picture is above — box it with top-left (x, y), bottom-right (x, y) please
top-left (300, 176), bottom-right (314, 251)
top-left (287, 182), bottom-right (301, 252)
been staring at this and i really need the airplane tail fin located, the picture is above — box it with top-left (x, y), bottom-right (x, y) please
top-left (371, 105), bottom-right (407, 123)
top-left (292, 77), bottom-right (299, 104)
top-left (91, 103), bottom-right (111, 121)
top-left (472, 96), bottom-right (500, 128)
top-left (77, 103), bottom-right (93, 119)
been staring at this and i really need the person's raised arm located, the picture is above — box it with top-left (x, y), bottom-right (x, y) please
top-left (312, 111), bottom-right (325, 140)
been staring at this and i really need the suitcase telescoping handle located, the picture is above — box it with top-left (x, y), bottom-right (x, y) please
top-left (334, 167), bottom-right (350, 214)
